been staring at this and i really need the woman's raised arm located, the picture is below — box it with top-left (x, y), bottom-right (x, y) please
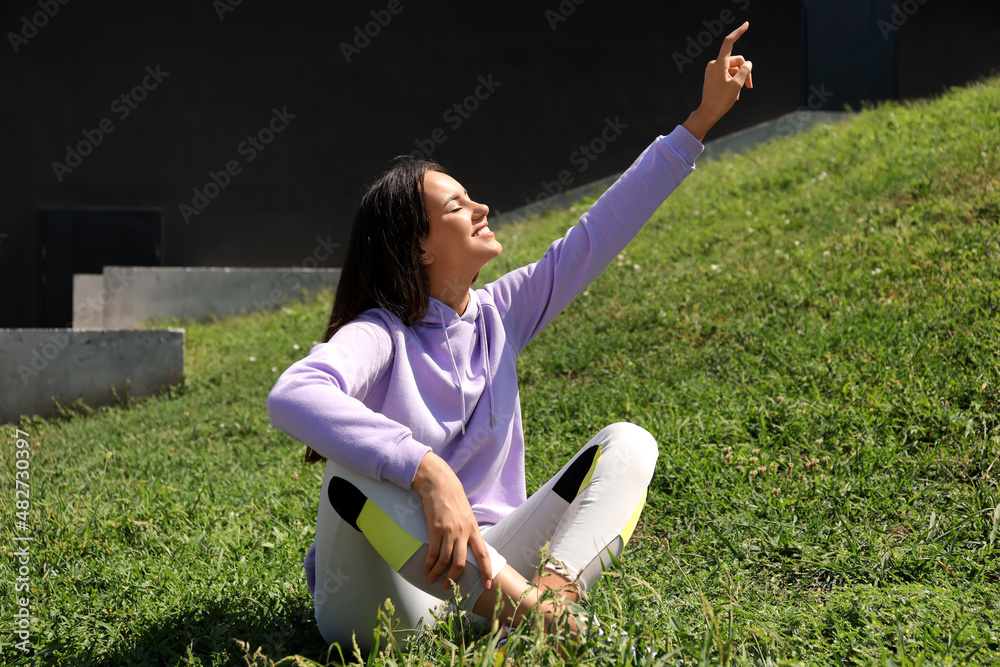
top-left (484, 22), bottom-right (754, 353)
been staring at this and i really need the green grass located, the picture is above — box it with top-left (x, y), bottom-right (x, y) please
top-left (3, 75), bottom-right (1000, 666)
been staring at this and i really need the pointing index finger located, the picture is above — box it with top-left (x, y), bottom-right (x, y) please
top-left (718, 21), bottom-right (749, 60)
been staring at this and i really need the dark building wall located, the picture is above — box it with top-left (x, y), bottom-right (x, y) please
top-left (897, 0), bottom-right (1000, 100)
top-left (802, 0), bottom-right (1000, 109)
top-left (0, 1), bottom-right (996, 327)
top-left (803, 0), bottom-right (901, 107)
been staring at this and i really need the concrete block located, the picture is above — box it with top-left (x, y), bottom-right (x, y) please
top-left (73, 274), bottom-right (106, 328)
top-left (100, 266), bottom-right (341, 329)
top-left (0, 328), bottom-right (184, 423)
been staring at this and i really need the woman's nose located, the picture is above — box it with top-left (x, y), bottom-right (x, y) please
top-left (476, 202), bottom-right (489, 218)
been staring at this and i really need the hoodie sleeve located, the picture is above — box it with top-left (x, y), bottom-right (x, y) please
top-left (485, 125), bottom-right (703, 354)
top-left (266, 319), bottom-right (431, 489)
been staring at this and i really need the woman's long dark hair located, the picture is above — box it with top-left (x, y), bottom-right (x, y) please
top-left (304, 156), bottom-right (445, 463)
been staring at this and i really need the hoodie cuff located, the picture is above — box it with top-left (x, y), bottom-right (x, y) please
top-left (661, 124), bottom-right (705, 166)
top-left (379, 434), bottom-right (432, 489)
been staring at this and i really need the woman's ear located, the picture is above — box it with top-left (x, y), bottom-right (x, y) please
top-left (418, 250), bottom-right (433, 264)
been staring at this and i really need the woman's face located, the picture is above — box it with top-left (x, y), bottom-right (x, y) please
top-left (420, 170), bottom-right (502, 280)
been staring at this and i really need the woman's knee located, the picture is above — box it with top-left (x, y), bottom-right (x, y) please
top-left (595, 421), bottom-right (658, 483)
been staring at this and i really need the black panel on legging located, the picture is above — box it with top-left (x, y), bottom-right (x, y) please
top-left (551, 444), bottom-right (599, 502)
top-left (328, 476), bottom-right (367, 531)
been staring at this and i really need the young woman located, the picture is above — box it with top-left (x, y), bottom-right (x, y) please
top-left (268, 23), bottom-right (753, 655)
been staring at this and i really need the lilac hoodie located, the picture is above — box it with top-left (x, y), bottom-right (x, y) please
top-left (267, 125), bottom-right (703, 591)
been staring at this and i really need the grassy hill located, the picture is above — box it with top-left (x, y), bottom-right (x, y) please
top-left (3, 75), bottom-right (999, 666)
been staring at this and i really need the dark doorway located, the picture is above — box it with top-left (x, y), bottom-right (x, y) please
top-left (803, 0), bottom-right (899, 109)
top-left (37, 209), bottom-right (162, 327)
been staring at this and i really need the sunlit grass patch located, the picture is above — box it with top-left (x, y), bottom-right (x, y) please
top-left (3, 75), bottom-right (999, 666)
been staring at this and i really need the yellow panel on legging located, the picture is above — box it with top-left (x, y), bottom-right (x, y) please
top-left (356, 497), bottom-right (423, 571)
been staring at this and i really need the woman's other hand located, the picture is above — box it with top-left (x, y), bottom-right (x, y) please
top-left (682, 21), bottom-right (754, 141)
top-left (412, 451), bottom-right (493, 591)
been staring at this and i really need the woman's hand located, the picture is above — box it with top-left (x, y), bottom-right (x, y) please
top-left (682, 21), bottom-right (754, 142)
top-left (412, 451), bottom-right (493, 591)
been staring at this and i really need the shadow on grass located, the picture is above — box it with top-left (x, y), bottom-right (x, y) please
top-left (34, 597), bottom-right (337, 667)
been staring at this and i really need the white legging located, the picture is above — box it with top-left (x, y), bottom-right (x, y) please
top-left (311, 422), bottom-right (657, 654)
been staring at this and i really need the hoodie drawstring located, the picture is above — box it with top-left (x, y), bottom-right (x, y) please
top-left (438, 306), bottom-right (468, 435)
top-left (434, 301), bottom-right (496, 435)
top-left (477, 314), bottom-right (496, 429)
